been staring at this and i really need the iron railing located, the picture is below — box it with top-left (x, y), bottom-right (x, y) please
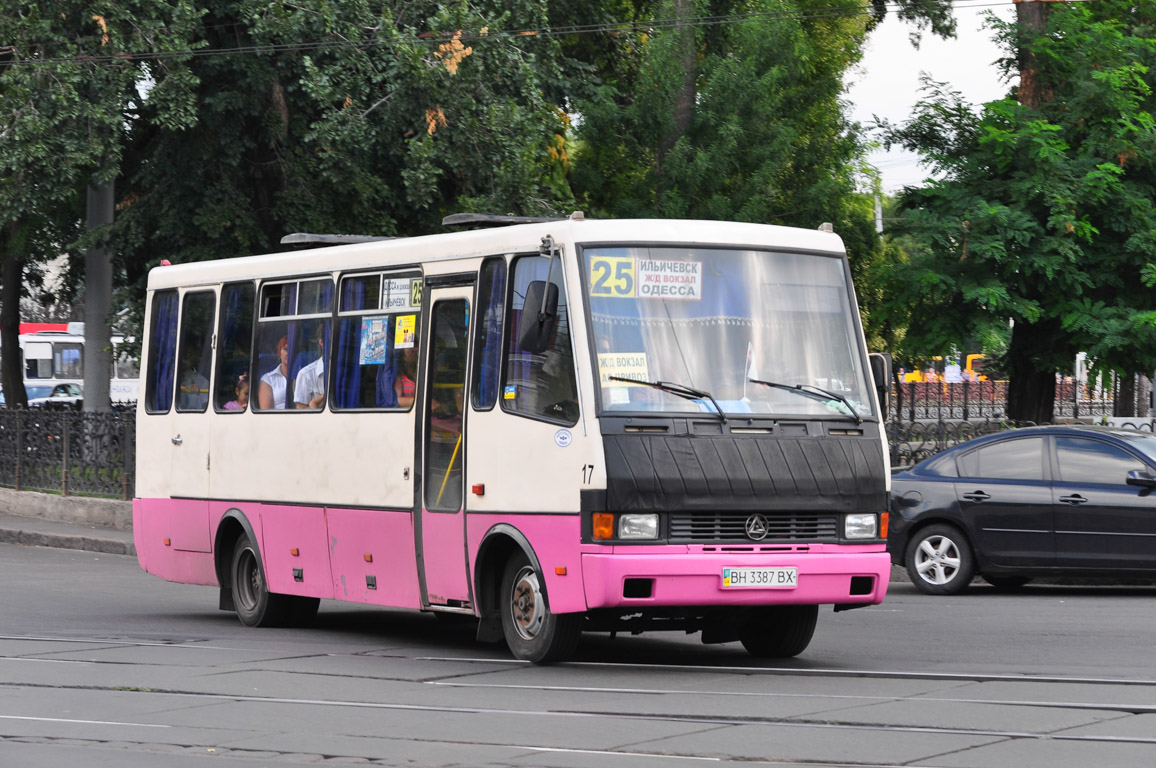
top-left (890, 380), bottom-right (1119, 423)
top-left (0, 410), bottom-right (135, 499)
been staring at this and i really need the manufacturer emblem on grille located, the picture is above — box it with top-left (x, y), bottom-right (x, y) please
top-left (745, 514), bottom-right (770, 541)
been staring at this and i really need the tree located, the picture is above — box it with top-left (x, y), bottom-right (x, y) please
top-left (568, 0), bottom-right (938, 350)
top-left (0, 2), bottom-right (198, 407)
top-left (115, 0), bottom-right (579, 341)
top-left (879, 0), bottom-right (1156, 423)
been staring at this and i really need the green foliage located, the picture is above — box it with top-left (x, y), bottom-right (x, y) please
top-left (879, 1), bottom-right (1156, 420)
top-left (113, 0), bottom-right (580, 336)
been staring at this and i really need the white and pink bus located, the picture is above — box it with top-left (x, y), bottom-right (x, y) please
top-left (134, 214), bottom-right (892, 662)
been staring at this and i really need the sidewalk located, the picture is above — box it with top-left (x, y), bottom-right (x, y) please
top-left (0, 511), bottom-right (135, 556)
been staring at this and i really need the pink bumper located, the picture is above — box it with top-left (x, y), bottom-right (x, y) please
top-left (581, 546), bottom-right (890, 609)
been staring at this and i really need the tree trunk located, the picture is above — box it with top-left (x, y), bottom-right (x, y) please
top-left (1, 220), bottom-right (27, 408)
top-left (1114, 374), bottom-right (1139, 418)
top-left (1004, 319), bottom-right (1061, 424)
top-left (1016, 0), bottom-right (1053, 109)
top-left (658, 0), bottom-right (696, 175)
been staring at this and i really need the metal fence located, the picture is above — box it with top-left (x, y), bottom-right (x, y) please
top-left (890, 379), bottom-right (1122, 423)
top-left (0, 410), bottom-right (135, 499)
top-left (0, 402), bottom-right (1147, 499)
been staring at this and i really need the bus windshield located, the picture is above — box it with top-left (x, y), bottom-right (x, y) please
top-left (585, 245), bottom-right (875, 419)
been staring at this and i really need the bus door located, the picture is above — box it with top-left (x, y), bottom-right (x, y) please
top-left (162, 290), bottom-right (216, 552)
top-left (417, 285), bottom-right (474, 608)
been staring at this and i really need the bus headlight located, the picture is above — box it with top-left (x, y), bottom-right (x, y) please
top-left (618, 514), bottom-right (659, 540)
top-left (844, 513), bottom-right (879, 539)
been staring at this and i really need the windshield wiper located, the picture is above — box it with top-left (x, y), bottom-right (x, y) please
top-left (608, 376), bottom-right (727, 423)
top-left (748, 378), bottom-right (862, 425)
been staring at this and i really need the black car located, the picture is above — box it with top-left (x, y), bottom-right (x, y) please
top-left (889, 425), bottom-right (1156, 594)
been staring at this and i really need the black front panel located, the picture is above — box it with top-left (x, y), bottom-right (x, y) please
top-left (602, 422), bottom-right (886, 519)
top-left (669, 510), bottom-right (838, 542)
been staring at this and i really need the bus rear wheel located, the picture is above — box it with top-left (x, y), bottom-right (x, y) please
top-left (499, 554), bottom-right (581, 663)
top-left (231, 533), bottom-right (292, 627)
top-left (738, 604), bottom-right (818, 658)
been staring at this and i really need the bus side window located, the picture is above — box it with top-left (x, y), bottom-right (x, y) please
top-left (253, 278), bottom-right (333, 411)
top-left (332, 272), bottom-right (421, 410)
top-left (145, 290), bottom-right (179, 413)
top-left (55, 343), bottom-right (83, 379)
top-left (471, 258), bottom-right (506, 410)
top-left (176, 291), bottom-right (216, 413)
top-left (215, 282), bottom-right (256, 412)
top-left (503, 254), bottom-right (579, 425)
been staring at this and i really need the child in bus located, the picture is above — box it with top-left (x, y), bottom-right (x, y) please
top-left (258, 336), bottom-right (289, 410)
top-left (224, 373), bottom-right (249, 411)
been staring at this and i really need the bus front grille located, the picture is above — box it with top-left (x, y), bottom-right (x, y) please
top-left (669, 512), bottom-right (839, 543)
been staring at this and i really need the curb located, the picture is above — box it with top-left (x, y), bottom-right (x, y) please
top-left (0, 526), bottom-right (135, 556)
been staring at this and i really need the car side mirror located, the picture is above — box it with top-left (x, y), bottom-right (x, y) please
top-left (1126, 469), bottom-right (1156, 489)
top-left (517, 280), bottom-right (559, 353)
top-left (869, 352), bottom-right (892, 420)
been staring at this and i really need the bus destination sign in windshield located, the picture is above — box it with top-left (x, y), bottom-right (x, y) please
top-left (638, 259), bottom-right (702, 300)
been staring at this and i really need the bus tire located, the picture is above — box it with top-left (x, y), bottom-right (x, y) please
top-left (738, 604), bottom-right (818, 658)
top-left (499, 554), bottom-right (581, 663)
top-left (231, 533), bottom-right (290, 627)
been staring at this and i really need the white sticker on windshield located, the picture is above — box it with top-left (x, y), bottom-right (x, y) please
top-left (638, 259), bottom-right (702, 300)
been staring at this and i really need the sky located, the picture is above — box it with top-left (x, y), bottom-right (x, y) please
top-left (847, 2), bottom-right (1018, 193)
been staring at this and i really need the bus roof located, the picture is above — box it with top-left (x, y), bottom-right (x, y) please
top-left (146, 218), bottom-right (847, 291)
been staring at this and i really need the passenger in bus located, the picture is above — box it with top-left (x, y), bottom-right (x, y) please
top-left (395, 347), bottom-right (417, 408)
top-left (224, 373), bottom-right (250, 411)
top-left (294, 325), bottom-right (327, 409)
top-left (258, 336), bottom-right (289, 410)
top-left (178, 355), bottom-right (210, 410)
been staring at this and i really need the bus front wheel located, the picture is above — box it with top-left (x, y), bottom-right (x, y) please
top-left (499, 554), bottom-right (581, 663)
top-left (231, 533), bottom-right (292, 627)
top-left (738, 604), bottom-right (818, 658)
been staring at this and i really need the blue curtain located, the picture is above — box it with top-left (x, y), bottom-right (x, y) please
top-left (477, 260), bottom-right (506, 407)
top-left (335, 280), bottom-right (365, 409)
top-left (375, 333), bottom-right (397, 407)
top-left (148, 291), bottom-right (179, 411)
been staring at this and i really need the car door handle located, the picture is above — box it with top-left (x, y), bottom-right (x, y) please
top-left (171, 435), bottom-right (183, 446)
top-left (962, 491), bottom-right (991, 502)
top-left (1059, 494), bottom-right (1088, 505)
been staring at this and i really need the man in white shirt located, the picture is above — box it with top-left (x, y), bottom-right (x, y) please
top-left (295, 324), bottom-right (327, 409)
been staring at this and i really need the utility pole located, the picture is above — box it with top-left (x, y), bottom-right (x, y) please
top-left (83, 178), bottom-right (113, 413)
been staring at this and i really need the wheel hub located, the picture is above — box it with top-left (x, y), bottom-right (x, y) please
top-left (510, 567), bottom-right (544, 640)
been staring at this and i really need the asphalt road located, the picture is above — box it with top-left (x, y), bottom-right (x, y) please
top-left (3, 543), bottom-right (1156, 767)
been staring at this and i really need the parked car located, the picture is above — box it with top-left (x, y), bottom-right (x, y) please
top-left (889, 425), bottom-right (1156, 594)
top-left (26, 383), bottom-right (83, 410)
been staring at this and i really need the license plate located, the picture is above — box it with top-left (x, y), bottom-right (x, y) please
top-left (722, 567), bottom-right (798, 589)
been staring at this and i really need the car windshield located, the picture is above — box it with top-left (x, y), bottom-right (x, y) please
top-left (584, 245), bottom-right (874, 419)
top-left (25, 385), bottom-right (53, 399)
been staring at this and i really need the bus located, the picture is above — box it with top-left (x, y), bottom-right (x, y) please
top-left (133, 214), bottom-right (892, 663)
top-left (20, 323), bottom-right (140, 404)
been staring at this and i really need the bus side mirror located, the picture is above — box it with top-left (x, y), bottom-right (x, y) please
top-left (869, 352), bottom-right (892, 419)
top-left (517, 280), bottom-right (559, 353)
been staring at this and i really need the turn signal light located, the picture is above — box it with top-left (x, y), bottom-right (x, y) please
top-left (880, 512), bottom-right (889, 539)
top-left (592, 513), bottom-right (614, 540)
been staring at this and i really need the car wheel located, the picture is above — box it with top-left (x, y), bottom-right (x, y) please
top-left (738, 604), bottom-right (818, 658)
top-left (231, 533), bottom-right (291, 627)
top-left (499, 554), bottom-right (581, 663)
top-left (984, 575), bottom-right (1031, 591)
top-left (905, 523), bottom-right (975, 595)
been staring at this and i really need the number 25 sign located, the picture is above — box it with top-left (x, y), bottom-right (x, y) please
top-left (589, 255), bottom-right (635, 298)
